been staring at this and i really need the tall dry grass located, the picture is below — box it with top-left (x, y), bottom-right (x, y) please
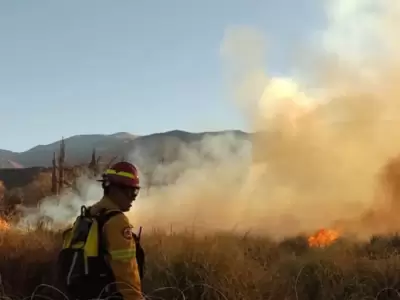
top-left (2, 225), bottom-right (400, 300)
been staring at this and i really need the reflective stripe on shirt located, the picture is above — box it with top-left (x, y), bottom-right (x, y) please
top-left (110, 248), bottom-right (136, 261)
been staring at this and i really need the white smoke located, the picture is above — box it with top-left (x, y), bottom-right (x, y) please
top-left (16, 132), bottom-right (252, 233)
top-left (322, 0), bottom-right (384, 60)
top-left (17, 176), bottom-right (102, 229)
top-left (127, 132), bottom-right (252, 233)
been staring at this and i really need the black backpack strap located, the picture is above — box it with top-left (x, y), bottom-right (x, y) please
top-left (96, 208), bottom-right (123, 228)
top-left (95, 208), bottom-right (123, 255)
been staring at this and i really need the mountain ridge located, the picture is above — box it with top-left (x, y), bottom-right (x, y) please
top-left (0, 129), bottom-right (250, 168)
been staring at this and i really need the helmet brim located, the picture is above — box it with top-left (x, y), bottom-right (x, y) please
top-left (98, 174), bottom-right (140, 188)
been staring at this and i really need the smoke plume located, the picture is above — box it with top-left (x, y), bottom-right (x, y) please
top-left (129, 0), bottom-right (400, 238)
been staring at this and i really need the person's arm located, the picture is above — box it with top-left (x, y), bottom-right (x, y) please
top-left (104, 214), bottom-right (143, 300)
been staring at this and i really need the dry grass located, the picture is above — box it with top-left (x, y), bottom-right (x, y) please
top-left (2, 226), bottom-right (400, 300)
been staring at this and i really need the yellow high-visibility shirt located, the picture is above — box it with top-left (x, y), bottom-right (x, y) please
top-left (90, 196), bottom-right (143, 300)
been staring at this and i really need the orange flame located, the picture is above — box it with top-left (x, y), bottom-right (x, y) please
top-left (0, 218), bottom-right (10, 231)
top-left (308, 228), bottom-right (339, 247)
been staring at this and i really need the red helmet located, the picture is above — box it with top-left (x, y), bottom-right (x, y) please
top-left (100, 161), bottom-right (140, 188)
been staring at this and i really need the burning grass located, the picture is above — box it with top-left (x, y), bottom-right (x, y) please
top-left (307, 228), bottom-right (340, 248)
top-left (2, 225), bottom-right (400, 300)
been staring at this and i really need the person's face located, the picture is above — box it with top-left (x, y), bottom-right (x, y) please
top-left (109, 185), bottom-right (140, 212)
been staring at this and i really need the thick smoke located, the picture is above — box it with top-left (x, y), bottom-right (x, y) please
top-left (130, 0), bottom-right (400, 238)
top-left (127, 132), bottom-right (252, 233)
top-left (243, 0), bottom-right (400, 237)
top-left (17, 133), bottom-right (253, 232)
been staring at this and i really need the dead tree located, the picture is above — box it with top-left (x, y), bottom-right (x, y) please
top-left (107, 156), bottom-right (118, 169)
top-left (51, 151), bottom-right (58, 194)
top-left (58, 137), bottom-right (65, 193)
top-left (88, 148), bottom-right (99, 176)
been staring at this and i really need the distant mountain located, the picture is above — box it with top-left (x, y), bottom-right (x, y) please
top-left (0, 150), bottom-right (16, 159)
top-left (0, 130), bottom-right (250, 169)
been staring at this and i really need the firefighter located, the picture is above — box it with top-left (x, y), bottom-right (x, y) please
top-left (89, 161), bottom-right (144, 300)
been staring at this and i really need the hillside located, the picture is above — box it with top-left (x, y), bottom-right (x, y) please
top-left (0, 159), bottom-right (23, 169)
top-left (0, 130), bottom-right (249, 168)
top-left (0, 150), bottom-right (21, 168)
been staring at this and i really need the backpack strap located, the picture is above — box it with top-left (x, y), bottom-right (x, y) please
top-left (96, 208), bottom-right (123, 228)
top-left (94, 208), bottom-right (123, 255)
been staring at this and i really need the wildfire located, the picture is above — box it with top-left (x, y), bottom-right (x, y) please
top-left (308, 228), bottom-right (339, 247)
top-left (0, 218), bottom-right (10, 231)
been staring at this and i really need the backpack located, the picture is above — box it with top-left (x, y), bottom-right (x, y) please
top-left (56, 205), bottom-right (145, 300)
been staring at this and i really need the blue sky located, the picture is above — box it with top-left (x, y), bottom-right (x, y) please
top-left (0, 0), bottom-right (324, 152)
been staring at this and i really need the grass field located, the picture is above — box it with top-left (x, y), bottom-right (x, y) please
top-left (2, 224), bottom-right (400, 300)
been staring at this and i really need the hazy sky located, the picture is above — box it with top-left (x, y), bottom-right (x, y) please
top-left (0, 0), bottom-right (324, 152)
